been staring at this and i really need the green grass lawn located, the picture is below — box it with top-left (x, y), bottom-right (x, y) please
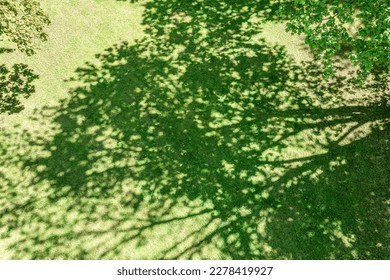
top-left (1, 0), bottom-right (144, 125)
top-left (0, 0), bottom-right (388, 259)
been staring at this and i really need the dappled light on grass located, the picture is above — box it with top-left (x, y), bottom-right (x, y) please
top-left (0, 0), bottom-right (389, 260)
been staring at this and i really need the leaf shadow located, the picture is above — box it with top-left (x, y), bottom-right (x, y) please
top-left (0, 0), bottom-right (389, 260)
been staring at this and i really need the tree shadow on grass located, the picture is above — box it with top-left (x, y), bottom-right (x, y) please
top-left (0, 0), bottom-right (389, 259)
top-left (0, 48), bottom-right (14, 54)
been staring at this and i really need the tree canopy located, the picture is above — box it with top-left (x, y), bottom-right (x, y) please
top-left (0, 63), bottom-right (38, 114)
top-left (0, 0), bottom-right (50, 55)
top-left (0, 0), bottom-right (49, 114)
top-left (280, 0), bottom-right (389, 81)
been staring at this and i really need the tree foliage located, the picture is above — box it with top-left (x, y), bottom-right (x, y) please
top-left (0, 63), bottom-right (38, 114)
top-left (280, 0), bottom-right (390, 80)
top-left (0, 0), bottom-right (50, 55)
top-left (0, 0), bottom-right (49, 114)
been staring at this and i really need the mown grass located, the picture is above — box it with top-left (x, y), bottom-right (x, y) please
top-left (1, 0), bottom-right (144, 125)
top-left (1, 0), bottom-right (145, 258)
top-left (0, 0), bottom-right (388, 259)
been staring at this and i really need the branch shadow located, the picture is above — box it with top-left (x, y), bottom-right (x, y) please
top-left (0, 48), bottom-right (15, 55)
top-left (0, 0), bottom-right (389, 259)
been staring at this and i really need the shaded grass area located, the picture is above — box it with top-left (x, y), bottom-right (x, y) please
top-left (0, 0), bottom-right (389, 259)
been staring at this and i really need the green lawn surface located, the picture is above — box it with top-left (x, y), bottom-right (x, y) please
top-left (0, 0), bottom-right (388, 259)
